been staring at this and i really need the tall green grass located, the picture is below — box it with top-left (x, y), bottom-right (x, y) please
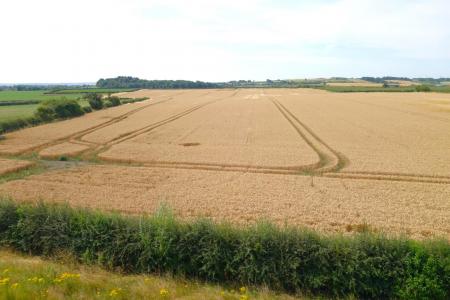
top-left (0, 200), bottom-right (448, 299)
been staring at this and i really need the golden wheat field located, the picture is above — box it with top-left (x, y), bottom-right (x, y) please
top-left (0, 88), bottom-right (449, 239)
top-left (0, 159), bottom-right (34, 176)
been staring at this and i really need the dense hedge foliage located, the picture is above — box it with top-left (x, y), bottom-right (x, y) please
top-left (104, 96), bottom-right (121, 107)
top-left (320, 85), bottom-right (450, 93)
top-left (0, 100), bottom-right (40, 106)
top-left (35, 98), bottom-right (84, 121)
top-left (0, 200), bottom-right (448, 299)
top-left (120, 97), bottom-right (149, 104)
top-left (84, 93), bottom-right (104, 110)
top-left (0, 98), bottom-right (85, 134)
top-left (414, 85), bottom-right (432, 92)
top-left (0, 95), bottom-right (147, 134)
top-left (0, 117), bottom-right (41, 134)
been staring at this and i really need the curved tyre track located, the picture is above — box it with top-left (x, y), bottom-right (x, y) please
top-left (24, 89), bottom-right (450, 185)
top-left (269, 96), bottom-right (450, 184)
top-left (95, 90), bottom-right (322, 175)
top-left (270, 97), bottom-right (349, 173)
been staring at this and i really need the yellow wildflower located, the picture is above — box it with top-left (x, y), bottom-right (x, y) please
top-left (109, 288), bottom-right (122, 297)
top-left (0, 277), bottom-right (10, 285)
top-left (53, 278), bottom-right (63, 283)
top-left (60, 272), bottom-right (80, 280)
top-left (28, 276), bottom-right (42, 283)
top-left (11, 282), bottom-right (19, 289)
top-left (240, 286), bottom-right (247, 294)
top-left (160, 288), bottom-right (169, 297)
top-left (54, 273), bottom-right (80, 283)
top-left (240, 295), bottom-right (249, 300)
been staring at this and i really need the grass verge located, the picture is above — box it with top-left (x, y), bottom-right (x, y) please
top-left (0, 200), bottom-right (448, 299)
top-left (0, 249), bottom-right (302, 300)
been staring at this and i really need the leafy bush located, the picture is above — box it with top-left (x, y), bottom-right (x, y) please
top-left (396, 247), bottom-right (449, 299)
top-left (415, 85), bottom-right (431, 92)
top-left (0, 116), bottom-right (41, 134)
top-left (84, 93), bottom-right (103, 110)
top-left (35, 98), bottom-right (84, 121)
top-left (82, 106), bottom-right (93, 113)
top-left (105, 96), bottom-right (121, 107)
top-left (0, 199), bottom-right (448, 299)
top-left (120, 97), bottom-right (149, 104)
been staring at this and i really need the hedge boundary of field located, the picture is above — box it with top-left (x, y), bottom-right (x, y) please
top-left (0, 200), bottom-right (448, 299)
top-left (0, 100), bottom-right (40, 106)
top-left (0, 97), bottom-right (148, 135)
top-left (318, 85), bottom-right (450, 93)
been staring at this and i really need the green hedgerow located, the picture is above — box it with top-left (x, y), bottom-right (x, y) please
top-left (0, 199), bottom-right (448, 299)
top-left (35, 98), bottom-right (84, 121)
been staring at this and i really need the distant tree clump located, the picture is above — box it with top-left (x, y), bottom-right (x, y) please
top-left (84, 93), bottom-right (104, 110)
top-left (104, 96), bottom-right (121, 107)
top-left (35, 98), bottom-right (84, 121)
top-left (415, 85), bottom-right (431, 92)
top-left (362, 76), bottom-right (412, 83)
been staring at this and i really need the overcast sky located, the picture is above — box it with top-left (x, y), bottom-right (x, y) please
top-left (1, 0), bottom-right (449, 83)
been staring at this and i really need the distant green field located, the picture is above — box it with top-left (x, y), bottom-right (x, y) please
top-left (0, 104), bottom-right (37, 121)
top-left (49, 88), bottom-right (137, 94)
top-left (0, 100), bottom-right (91, 124)
top-left (0, 91), bottom-right (81, 102)
top-left (0, 89), bottom-right (134, 103)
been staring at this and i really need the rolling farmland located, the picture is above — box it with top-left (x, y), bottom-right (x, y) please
top-left (0, 88), bottom-right (449, 240)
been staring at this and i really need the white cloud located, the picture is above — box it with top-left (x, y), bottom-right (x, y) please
top-left (0, 0), bottom-right (449, 82)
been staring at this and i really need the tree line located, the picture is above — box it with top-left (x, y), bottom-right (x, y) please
top-left (97, 76), bottom-right (219, 89)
